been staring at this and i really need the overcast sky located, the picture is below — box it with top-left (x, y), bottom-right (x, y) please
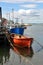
top-left (0, 0), bottom-right (43, 23)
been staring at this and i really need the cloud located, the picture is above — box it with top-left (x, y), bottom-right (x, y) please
top-left (18, 9), bottom-right (40, 16)
top-left (20, 4), bottom-right (37, 8)
top-left (14, 9), bottom-right (43, 23)
top-left (18, 9), bottom-right (26, 15)
top-left (2, 9), bottom-right (43, 23)
top-left (0, 0), bottom-right (43, 3)
top-left (0, 0), bottom-right (31, 3)
top-left (3, 9), bottom-right (40, 18)
top-left (36, 0), bottom-right (43, 3)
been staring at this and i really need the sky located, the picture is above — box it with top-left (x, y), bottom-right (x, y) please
top-left (0, 0), bottom-right (43, 23)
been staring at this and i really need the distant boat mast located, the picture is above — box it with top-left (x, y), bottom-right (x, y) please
top-left (15, 18), bottom-right (19, 23)
top-left (12, 8), bottom-right (14, 22)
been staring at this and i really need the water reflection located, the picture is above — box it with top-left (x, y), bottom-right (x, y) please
top-left (10, 46), bottom-right (34, 64)
top-left (12, 46), bottom-right (34, 58)
top-left (0, 39), bottom-right (10, 65)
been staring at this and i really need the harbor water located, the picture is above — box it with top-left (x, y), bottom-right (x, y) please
top-left (0, 24), bottom-right (43, 65)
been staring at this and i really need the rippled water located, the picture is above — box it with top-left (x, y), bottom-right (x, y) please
top-left (0, 24), bottom-right (43, 65)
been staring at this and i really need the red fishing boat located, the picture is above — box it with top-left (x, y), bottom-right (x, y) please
top-left (10, 34), bottom-right (33, 48)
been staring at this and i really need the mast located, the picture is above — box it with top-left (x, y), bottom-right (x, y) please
top-left (6, 12), bottom-right (10, 20)
top-left (12, 8), bottom-right (14, 22)
top-left (19, 18), bottom-right (24, 25)
top-left (15, 18), bottom-right (19, 23)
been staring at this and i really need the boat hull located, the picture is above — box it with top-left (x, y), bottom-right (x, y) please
top-left (10, 27), bottom-right (24, 35)
top-left (10, 34), bottom-right (33, 48)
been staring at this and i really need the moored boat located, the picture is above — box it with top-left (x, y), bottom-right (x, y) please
top-left (10, 34), bottom-right (33, 48)
top-left (9, 18), bottom-right (26, 35)
top-left (10, 27), bottom-right (24, 35)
